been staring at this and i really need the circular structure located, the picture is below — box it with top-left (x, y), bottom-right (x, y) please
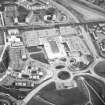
top-left (69, 58), bottom-right (76, 64)
top-left (94, 61), bottom-right (105, 78)
top-left (0, 94), bottom-right (14, 105)
top-left (0, 99), bottom-right (10, 105)
top-left (58, 71), bottom-right (70, 80)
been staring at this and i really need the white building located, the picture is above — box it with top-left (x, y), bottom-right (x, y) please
top-left (8, 35), bottom-right (20, 42)
top-left (14, 17), bottom-right (19, 24)
top-left (25, 11), bottom-right (34, 23)
top-left (44, 39), bottom-right (67, 60)
top-left (8, 29), bottom-right (19, 35)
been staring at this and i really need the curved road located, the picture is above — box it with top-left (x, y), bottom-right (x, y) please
top-left (23, 79), bottom-right (54, 105)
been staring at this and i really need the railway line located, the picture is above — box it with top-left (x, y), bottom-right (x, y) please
top-left (0, 20), bottom-right (105, 31)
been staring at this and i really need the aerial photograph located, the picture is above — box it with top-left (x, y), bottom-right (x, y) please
top-left (0, 0), bottom-right (105, 105)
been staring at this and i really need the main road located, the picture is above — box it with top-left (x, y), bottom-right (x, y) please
top-left (22, 78), bottom-right (54, 105)
top-left (0, 20), bottom-right (105, 31)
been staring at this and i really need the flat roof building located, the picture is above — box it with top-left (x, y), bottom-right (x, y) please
top-left (49, 40), bottom-right (59, 53)
top-left (44, 39), bottom-right (67, 60)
